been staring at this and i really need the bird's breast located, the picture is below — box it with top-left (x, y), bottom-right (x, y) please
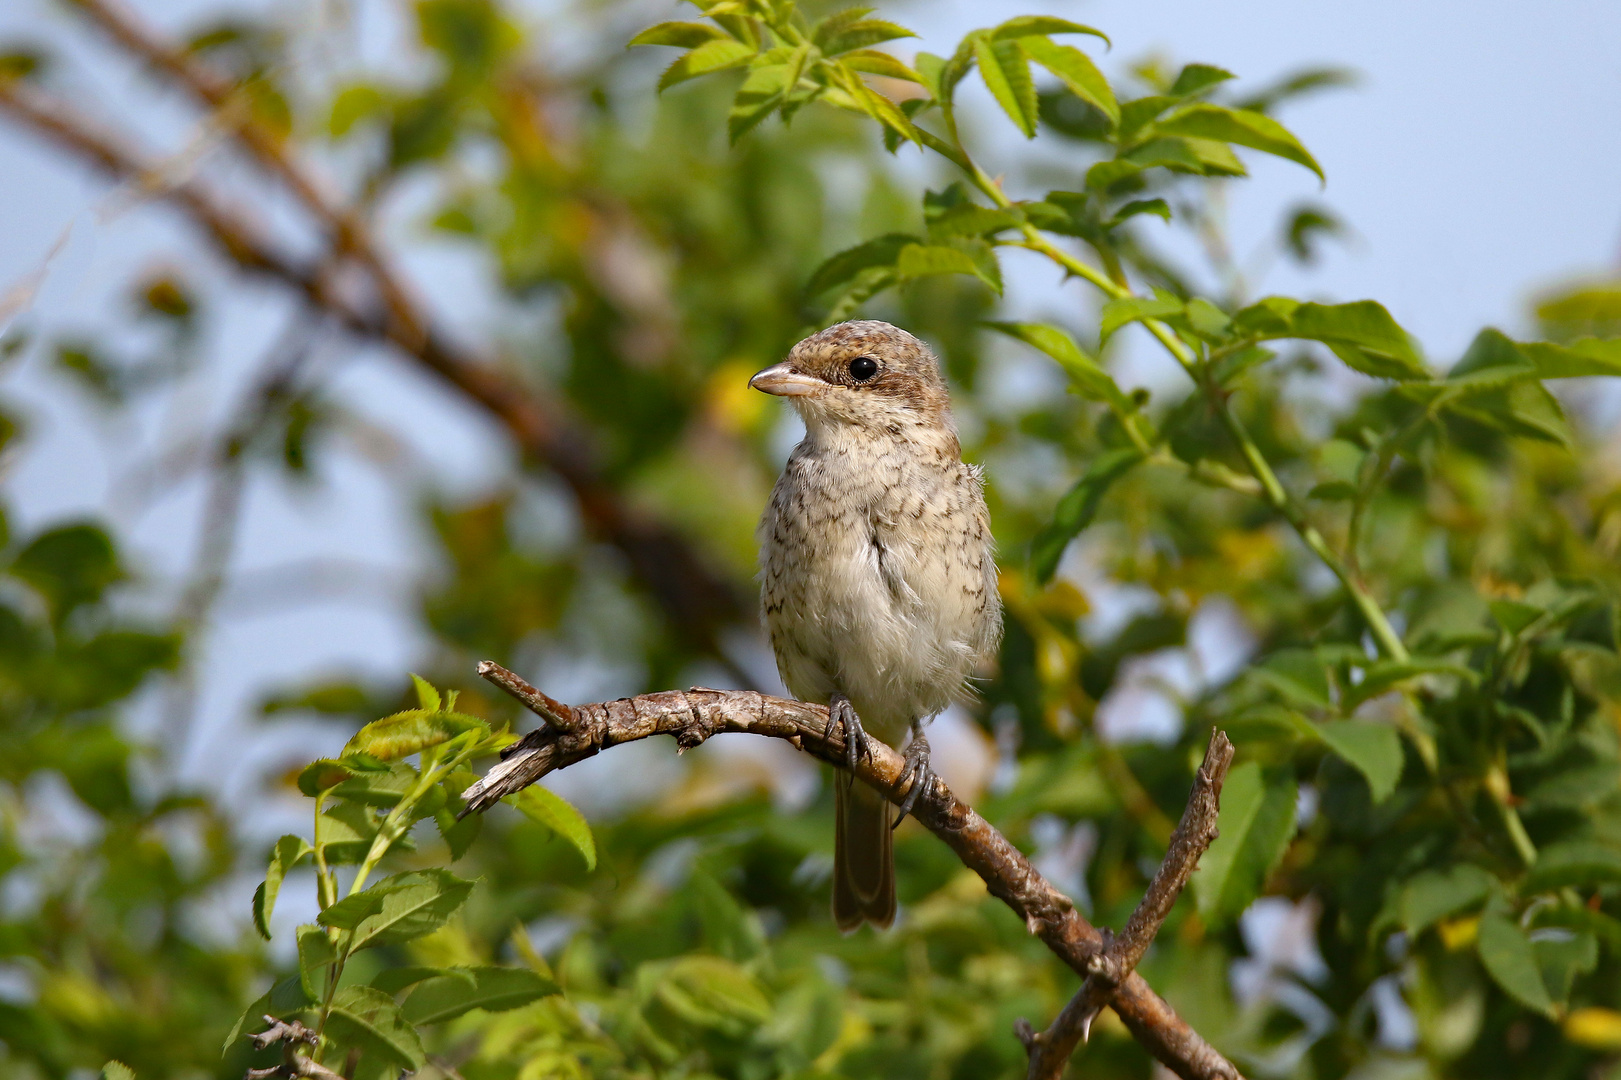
top-left (759, 435), bottom-right (1000, 735)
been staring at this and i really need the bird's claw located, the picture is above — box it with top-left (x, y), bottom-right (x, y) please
top-left (893, 724), bottom-right (935, 829)
top-left (825, 693), bottom-right (872, 771)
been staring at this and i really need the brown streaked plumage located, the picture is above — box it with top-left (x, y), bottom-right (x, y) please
top-left (752, 320), bottom-right (1001, 930)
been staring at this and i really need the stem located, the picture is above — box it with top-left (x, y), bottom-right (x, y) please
top-left (1346, 409), bottom-right (1429, 574)
top-left (1217, 400), bottom-right (1410, 663)
top-left (312, 794), bottom-right (337, 911)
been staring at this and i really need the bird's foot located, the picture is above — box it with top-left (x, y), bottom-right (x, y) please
top-left (824, 693), bottom-right (872, 771)
top-left (894, 723), bottom-right (936, 828)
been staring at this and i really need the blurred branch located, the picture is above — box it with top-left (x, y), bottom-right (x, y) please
top-left (0, 71), bottom-right (746, 665)
top-left (66, 0), bottom-right (429, 344)
top-left (1017, 729), bottom-right (1234, 1080)
top-left (164, 314), bottom-right (326, 754)
top-left (464, 661), bottom-right (1244, 1080)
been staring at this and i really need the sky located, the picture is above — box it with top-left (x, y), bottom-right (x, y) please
top-left (0, 0), bottom-right (1618, 831)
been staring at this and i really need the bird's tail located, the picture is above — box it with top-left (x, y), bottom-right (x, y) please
top-left (833, 770), bottom-right (895, 930)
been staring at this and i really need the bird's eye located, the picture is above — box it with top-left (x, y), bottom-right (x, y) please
top-left (849, 356), bottom-right (879, 382)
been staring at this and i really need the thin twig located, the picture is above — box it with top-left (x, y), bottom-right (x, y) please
top-left (1017, 728), bottom-right (1235, 1080)
top-left (245, 1017), bottom-right (342, 1080)
top-left (463, 662), bottom-right (1244, 1080)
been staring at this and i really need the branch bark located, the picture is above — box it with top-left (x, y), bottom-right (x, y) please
top-left (0, 58), bottom-right (745, 661)
top-left (1016, 728), bottom-right (1234, 1079)
top-left (463, 661), bottom-right (1244, 1080)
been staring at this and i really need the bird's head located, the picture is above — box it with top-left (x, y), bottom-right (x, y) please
top-left (748, 321), bottom-right (954, 440)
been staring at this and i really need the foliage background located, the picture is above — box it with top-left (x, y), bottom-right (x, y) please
top-left (0, 1), bottom-right (1619, 1079)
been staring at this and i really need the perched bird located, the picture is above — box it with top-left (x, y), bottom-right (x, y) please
top-left (751, 320), bottom-right (1002, 930)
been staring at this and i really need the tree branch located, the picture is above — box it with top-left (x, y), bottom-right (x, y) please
top-left (463, 661), bottom-right (1244, 1080)
top-left (0, 72), bottom-right (746, 663)
top-left (1016, 728), bottom-right (1235, 1080)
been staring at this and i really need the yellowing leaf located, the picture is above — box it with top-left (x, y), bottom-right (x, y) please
top-left (1565, 1008), bottom-right (1621, 1051)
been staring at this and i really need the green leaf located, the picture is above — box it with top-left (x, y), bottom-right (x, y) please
top-left (326, 986), bottom-right (426, 1070)
top-left (913, 51), bottom-right (946, 99)
top-left (975, 37), bottom-right (1038, 138)
top-left (816, 18), bottom-right (915, 56)
top-left (223, 974), bottom-right (311, 1052)
top-left (253, 835), bottom-right (313, 940)
top-left (402, 966), bottom-right (559, 1025)
top-left (1234, 298), bottom-right (1428, 380)
top-left (1100, 295), bottom-right (1185, 345)
top-left (317, 799), bottom-right (386, 865)
top-left (628, 21), bottom-right (729, 49)
top-left (651, 955), bottom-right (773, 1031)
top-left (1251, 648), bottom-right (1331, 707)
top-left (328, 84), bottom-right (388, 137)
top-left (349, 870), bottom-right (476, 950)
top-left (1537, 929), bottom-right (1598, 1005)
top-left (1117, 95), bottom-right (1182, 139)
top-left (1107, 198), bottom-right (1170, 228)
top-left (1477, 905), bottom-right (1556, 1017)
top-left (12, 523), bottom-right (121, 615)
top-left (1448, 381), bottom-right (1570, 446)
top-left (1234, 66), bottom-right (1356, 113)
top-left (330, 762), bottom-right (422, 809)
top-left (342, 708), bottom-right (485, 760)
top-left (435, 804), bottom-right (482, 860)
top-left (1097, 136), bottom-right (1246, 184)
top-left (841, 78), bottom-right (921, 146)
top-left (296, 925), bottom-right (338, 1002)
top-left (1030, 448), bottom-right (1145, 582)
top-left (1522, 337), bottom-right (1621, 379)
top-left (937, 34), bottom-right (979, 103)
top-left (988, 16), bottom-right (1108, 45)
top-left (318, 886), bottom-right (392, 930)
top-left (1183, 297), bottom-right (1231, 339)
top-left (1169, 63), bottom-right (1235, 97)
top-left (1194, 762), bottom-right (1297, 922)
top-left (657, 39), bottom-right (755, 92)
top-left (983, 322), bottom-right (1131, 413)
top-left (297, 754), bottom-right (388, 797)
top-left (102, 1062), bottom-right (135, 1080)
top-left (923, 186), bottom-right (1018, 238)
top-left (409, 673), bottom-right (441, 712)
top-left (896, 242), bottom-right (1000, 293)
top-left (508, 786), bottom-right (596, 871)
top-left (1489, 599), bottom-right (1544, 635)
top-left (1019, 37), bottom-right (1117, 124)
top-left (1314, 721), bottom-right (1403, 803)
top-left (841, 49), bottom-right (923, 83)
top-left (806, 233), bottom-right (917, 297)
top-left (1523, 841), bottom-right (1621, 893)
top-left (1154, 103), bottom-right (1323, 180)
top-left (729, 62), bottom-right (791, 142)
top-left (1400, 864), bottom-right (1494, 934)
top-left (372, 966), bottom-right (465, 995)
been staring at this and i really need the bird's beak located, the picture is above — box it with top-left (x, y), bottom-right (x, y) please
top-left (748, 362), bottom-right (822, 397)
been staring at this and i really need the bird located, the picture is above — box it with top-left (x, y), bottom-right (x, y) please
top-left (751, 320), bottom-right (1002, 930)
